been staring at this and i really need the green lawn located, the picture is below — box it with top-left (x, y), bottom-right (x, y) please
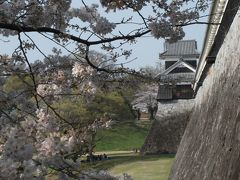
top-left (110, 154), bottom-right (174, 180)
top-left (95, 122), bottom-right (151, 151)
top-left (86, 151), bottom-right (175, 180)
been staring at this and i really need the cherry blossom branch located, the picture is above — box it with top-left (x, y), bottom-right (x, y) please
top-left (23, 32), bottom-right (54, 64)
top-left (38, 32), bottom-right (85, 63)
top-left (177, 21), bottom-right (221, 27)
top-left (17, 33), bottom-right (40, 109)
top-left (84, 45), bottom-right (153, 81)
top-left (121, 0), bottom-right (149, 28)
top-left (0, 109), bottom-right (17, 123)
top-left (37, 94), bottom-right (76, 128)
top-left (0, 22), bottom-right (151, 46)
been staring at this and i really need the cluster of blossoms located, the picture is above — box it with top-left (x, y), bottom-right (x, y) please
top-left (3, 127), bottom-right (34, 162)
top-left (36, 83), bottom-right (61, 97)
top-left (39, 136), bottom-right (68, 157)
top-left (0, 108), bottom-right (84, 178)
top-left (35, 109), bottom-right (59, 133)
top-left (71, 4), bottom-right (116, 35)
top-left (82, 81), bottom-right (97, 95)
top-left (91, 16), bottom-right (116, 35)
top-left (88, 118), bottom-right (113, 132)
top-left (0, 0), bottom-right (72, 36)
top-left (0, 125), bottom-right (44, 179)
top-left (72, 63), bottom-right (97, 96)
top-left (72, 63), bottom-right (95, 79)
top-left (100, 0), bottom-right (149, 11)
top-left (149, 20), bottom-right (185, 42)
top-left (56, 70), bottom-right (65, 82)
top-left (34, 109), bottom-right (78, 156)
top-left (0, 158), bottom-right (40, 179)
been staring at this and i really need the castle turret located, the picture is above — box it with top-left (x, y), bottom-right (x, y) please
top-left (156, 40), bottom-right (200, 101)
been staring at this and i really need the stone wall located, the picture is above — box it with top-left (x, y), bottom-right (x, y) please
top-left (141, 99), bottom-right (194, 154)
top-left (169, 10), bottom-right (240, 180)
top-left (141, 111), bottom-right (190, 154)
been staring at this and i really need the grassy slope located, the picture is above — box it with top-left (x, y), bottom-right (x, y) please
top-left (85, 152), bottom-right (175, 180)
top-left (110, 154), bottom-right (174, 180)
top-left (95, 122), bottom-right (151, 151)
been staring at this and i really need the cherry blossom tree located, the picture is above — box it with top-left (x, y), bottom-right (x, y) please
top-left (0, 0), bottom-right (211, 179)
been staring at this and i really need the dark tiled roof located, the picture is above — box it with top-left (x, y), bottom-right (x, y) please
top-left (160, 40), bottom-right (200, 58)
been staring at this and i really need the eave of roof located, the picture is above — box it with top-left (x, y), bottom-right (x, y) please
top-left (160, 54), bottom-right (200, 59)
top-left (193, 0), bottom-right (230, 90)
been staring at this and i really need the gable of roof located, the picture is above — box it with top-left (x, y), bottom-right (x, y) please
top-left (162, 59), bottom-right (196, 75)
top-left (160, 40), bottom-right (200, 58)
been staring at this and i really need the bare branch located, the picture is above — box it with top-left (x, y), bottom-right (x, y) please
top-left (17, 33), bottom-right (40, 109)
top-left (0, 23), bottom-right (151, 46)
top-left (176, 21), bottom-right (220, 27)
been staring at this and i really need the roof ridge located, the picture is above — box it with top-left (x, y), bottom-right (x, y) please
top-left (166, 39), bottom-right (197, 43)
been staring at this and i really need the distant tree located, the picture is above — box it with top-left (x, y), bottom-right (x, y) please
top-left (147, 95), bottom-right (158, 121)
top-left (140, 65), bottom-right (162, 78)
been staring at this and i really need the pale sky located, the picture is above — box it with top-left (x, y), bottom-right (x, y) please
top-left (0, 1), bottom-right (209, 70)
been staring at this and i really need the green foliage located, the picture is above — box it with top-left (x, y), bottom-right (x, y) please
top-left (53, 97), bottom-right (93, 125)
top-left (53, 89), bottom-right (135, 125)
top-left (3, 75), bottom-right (32, 93)
top-left (87, 91), bottom-right (135, 121)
